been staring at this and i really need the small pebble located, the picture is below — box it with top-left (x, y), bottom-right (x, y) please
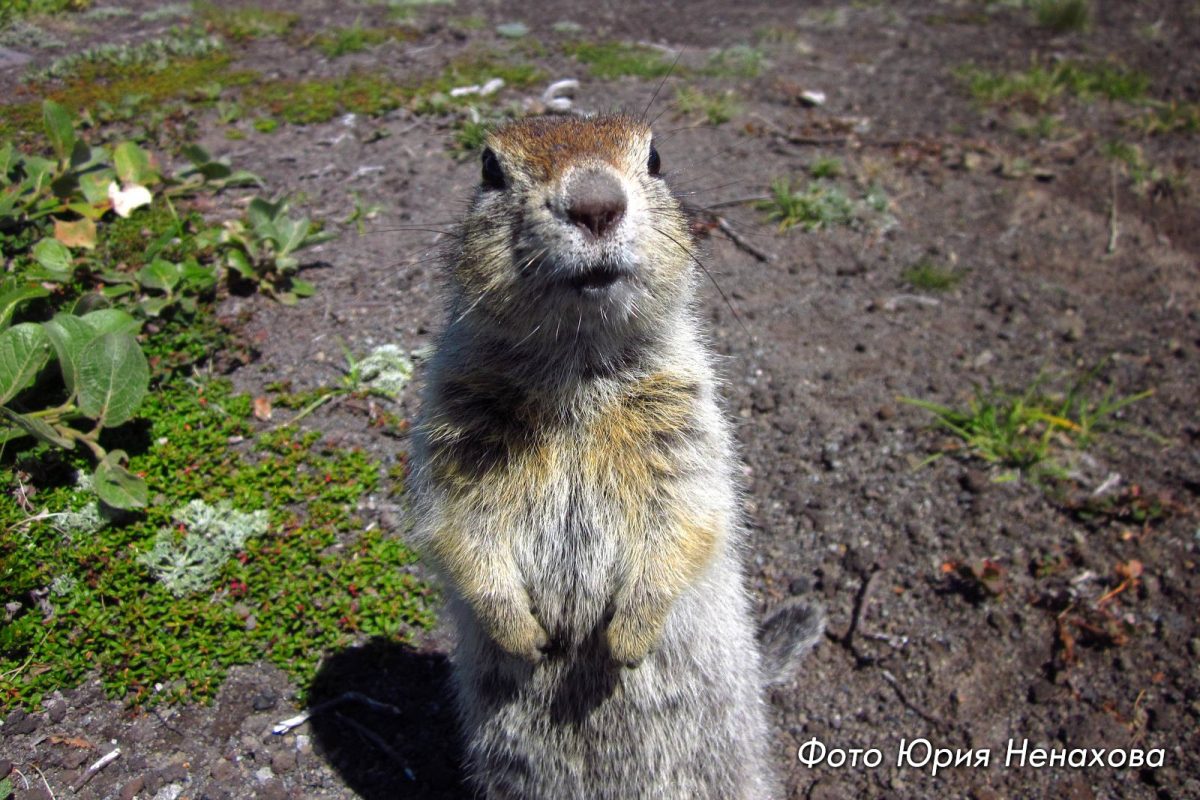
top-left (271, 748), bottom-right (297, 774)
top-left (160, 760), bottom-right (188, 783)
top-left (252, 691), bottom-right (278, 712)
top-left (119, 776), bottom-right (146, 800)
top-left (799, 89), bottom-right (826, 106)
top-left (961, 469), bottom-right (989, 494)
top-left (788, 577), bottom-right (812, 595)
top-left (46, 699), bottom-right (67, 724)
top-left (260, 778), bottom-right (288, 800)
top-left (211, 758), bottom-right (239, 782)
top-left (3, 708), bottom-right (39, 736)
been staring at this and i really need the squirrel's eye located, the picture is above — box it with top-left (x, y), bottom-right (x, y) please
top-left (481, 148), bottom-right (505, 190)
top-left (647, 143), bottom-right (661, 177)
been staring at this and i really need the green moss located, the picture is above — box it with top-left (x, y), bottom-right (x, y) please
top-left (144, 312), bottom-right (250, 377)
top-left (1, 54), bottom-right (245, 144)
top-left (425, 51), bottom-right (543, 94)
top-left (1031, 0), bottom-right (1089, 33)
top-left (99, 205), bottom-right (210, 271)
top-left (310, 23), bottom-right (418, 58)
top-left (0, 0), bottom-right (89, 27)
top-left (196, 3), bottom-right (299, 41)
top-left (564, 41), bottom-right (674, 79)
top-left (0, 379), bottom-right (436, 709)
top-left (447, 14), bottom-right (486, 31)
top-left (244, 51), bottom-right (541, 126)
top-left (956, 58), bottom-right (1149, 110)
top-left (245, 73), bottom-right (405, 124)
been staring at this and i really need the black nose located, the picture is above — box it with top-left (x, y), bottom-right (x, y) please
top-left (566, 170), bottom-right (627, 239)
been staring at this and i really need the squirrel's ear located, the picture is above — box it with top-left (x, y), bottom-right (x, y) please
top-left (482, 148), bottom-right (506, 190)
top-left (647, 142), bottom-right (661, 177)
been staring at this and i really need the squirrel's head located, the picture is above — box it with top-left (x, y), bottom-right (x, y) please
top-left (449, 114), bottom-right (694, 351)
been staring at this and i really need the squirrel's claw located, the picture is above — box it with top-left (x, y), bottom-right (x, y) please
top-left (605, 610), bottom-right (662, 668)
top-left (490, 609), bottom-right (550, 664)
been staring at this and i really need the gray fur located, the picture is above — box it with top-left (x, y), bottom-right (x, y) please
top-left (407, 115), bottom-right (818, 799)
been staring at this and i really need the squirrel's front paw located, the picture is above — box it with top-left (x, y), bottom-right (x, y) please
top-left (490, 608), bottom-right (550, 664)
top-left (606, 609), bottom-right (665, 668)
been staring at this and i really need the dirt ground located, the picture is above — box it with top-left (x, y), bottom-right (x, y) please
top-left (2, 1), bottom-right (1199, 798)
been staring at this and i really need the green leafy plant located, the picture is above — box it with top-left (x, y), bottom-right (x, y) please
top-left (0, 101), bottom-right (320, 509)
top-left (343, 192), bottom-right (382, 234)
top-left (277, 342), bottom-right (414, 425)
top-left (1, 103), bottom-right (255, 251)
top-left (1102, 140), bottom-right (1169, 197)
top-left (673, 87), bottom-right (740, 125)
top-left (957, 58), bottom-right (1149, 110)
top-left (903, 260), bottom-right (965, 291)
top-left (452, 114), bottom-right (494, 156)
top-left (219, 197), bottom-right (335, 303)
top-left (703, 45), bottom-right (767, 79)
top-left (173, 143), bottom-right (263, 193)
top-left (2, 107), bottom-right (259, 319)
top-left (29, 27), bottom-right (224, 81)
top-left (0, 307), bottom-right (149, 508)
top-left (1031, 0), bottom-right (1089, 33)
top-left (757, 177), bottom-right (855, 232)
top-left (901, 371), bottom-right (1153, 482)
top-left (809, 156), bottom-right (843, 179)
top-left (1126, 101), bottom-right (1200, 136)
top-left (1, 102), bottom-right (153, 242)
top-left (0, 380), bottom-right (436, 709)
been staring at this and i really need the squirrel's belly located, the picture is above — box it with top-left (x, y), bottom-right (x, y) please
top-left (512, 497), bottom-right (621, 645)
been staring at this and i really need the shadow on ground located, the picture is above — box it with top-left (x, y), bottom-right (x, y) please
top-left (308, 638), bottom-right (466, 800)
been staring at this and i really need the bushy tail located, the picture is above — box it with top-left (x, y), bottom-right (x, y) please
top-left (758, 599), bottom-right (825, 686)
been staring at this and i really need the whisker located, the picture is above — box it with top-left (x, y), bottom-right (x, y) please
top-left (650, 224), bottom-right (748, 336)
top-left (453, 289), bottom-right (488, 326)
top-left (355, 224), bottom-right (459, 237)
top-left (515, 321), bottom-right (544, 348)
top-left (642, 50), bottom-right (684, 123)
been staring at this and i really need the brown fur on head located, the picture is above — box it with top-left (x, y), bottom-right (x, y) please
top-left (447, 114), bottom-right (696, 357)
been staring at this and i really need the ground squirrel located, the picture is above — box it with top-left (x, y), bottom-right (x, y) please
top-left (409, 113), bottom-right (822, 799)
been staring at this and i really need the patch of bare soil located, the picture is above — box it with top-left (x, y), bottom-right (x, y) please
top-left (2, 1), bottom-right (1198, 798)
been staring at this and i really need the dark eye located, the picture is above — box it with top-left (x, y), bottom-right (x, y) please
top-left (481, 148), bottom-right (505, 190)
top-left (647, 143), bottom-right (661, 177)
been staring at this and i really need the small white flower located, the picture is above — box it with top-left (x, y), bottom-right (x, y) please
top-left (107, 181), bottom-right (153, 217)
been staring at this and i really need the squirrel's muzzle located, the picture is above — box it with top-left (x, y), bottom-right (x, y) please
top-left (565, 169), bottom-right (627, 240)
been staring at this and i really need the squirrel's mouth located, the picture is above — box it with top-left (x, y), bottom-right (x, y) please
top-left (567, 263), bottom-right (629, 293)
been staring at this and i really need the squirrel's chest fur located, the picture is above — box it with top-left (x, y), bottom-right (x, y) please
top-left (416, 368), bottom-right (721, 640)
